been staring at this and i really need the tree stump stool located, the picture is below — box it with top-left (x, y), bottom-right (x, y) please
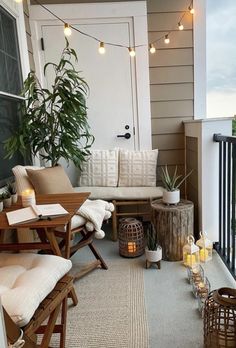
top-left (151, 199), bottom-right (194, 261)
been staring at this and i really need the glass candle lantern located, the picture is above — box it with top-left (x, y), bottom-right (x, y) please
top-left (196, 231), bottom-right (213, 262)
top-left (192, 276), bottom-right (211, 299)
top-left (187, 264), bottom-right (204, 284)
top-left (183, 235), bottom-right (200, 268)
top-left (197, 294), bottom-right (206, 318)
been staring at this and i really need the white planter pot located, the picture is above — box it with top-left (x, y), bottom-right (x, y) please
top-left (145, 247), bottom-right (162, 262)
top-left (3, 197), bottom-right (12, 208)
top-left (11, 193), bottom-right (18, 204)
top-left (163, 189), bottom-right (180, 205)
top-left (0, 201), bottom-right (3, 212)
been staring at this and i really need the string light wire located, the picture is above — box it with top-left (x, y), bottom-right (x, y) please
top-left (27, 0), bottom-right (194, 53)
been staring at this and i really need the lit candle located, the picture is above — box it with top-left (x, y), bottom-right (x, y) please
top-left (197, 282), bottom-right (208, 298)
top-left (200, 248), bottom-right (208, 262)
top-left (21, 189), bottom-right (36, 207)
top-left (127, 242), bottom-right (136, 253)
top-left (186, 254), bottom-right (196, 267)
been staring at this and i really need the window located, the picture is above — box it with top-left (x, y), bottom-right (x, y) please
top-left (0, 5), bottom-right (26, 187)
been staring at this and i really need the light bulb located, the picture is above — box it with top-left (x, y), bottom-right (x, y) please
top-left (64, 23), bottom-right (72, 37)
top-left (149, 44), bottom-right (156, 54)
top-left (128, 47), bottom-right (136, 57)
top-left (178, 22), bottom-right (184, 31)
top-left (99, 42), bottom-right (105, 54)
top-left (164, 35), bottom-right (170, 44)
top-left (14, 0), bottom-right (22, 2)
top-left (188, 6), bottom-right (194, 14)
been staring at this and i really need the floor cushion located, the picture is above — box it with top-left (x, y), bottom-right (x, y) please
top-left (0, 253), bottom-right (72, 327)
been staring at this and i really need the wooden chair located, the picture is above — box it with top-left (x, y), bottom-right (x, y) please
top-left (54, 222), bottom-right (108, 280)
top-left (4, 274), bottom-right (74, 348)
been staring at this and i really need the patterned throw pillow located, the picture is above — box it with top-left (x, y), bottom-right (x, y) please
top-left (79, 150), bottom-right (119, 187)
top-left (118, 149), bottom-right (158, 187)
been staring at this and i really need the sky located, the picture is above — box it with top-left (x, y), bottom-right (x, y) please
top-left (207, 0), bottom-right (236, 118)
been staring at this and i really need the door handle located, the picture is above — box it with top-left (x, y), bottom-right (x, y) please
top-left (117, 133), bottom-right (131, 139)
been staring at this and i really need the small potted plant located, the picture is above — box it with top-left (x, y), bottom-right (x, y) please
top-left (2, 190), bottom-right (12, 208)
top-left (0, 193), bottom-right (4, 212)
top-left (145, 222), bottom-right (162, 265)
top-left (161, 165), bottom-right (193, 205)
top-left (6, 182), bottom-right (18, 204)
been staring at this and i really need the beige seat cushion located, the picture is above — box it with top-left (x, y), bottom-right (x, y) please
top-left (74, 186), bottom-right (163, 200)
top-left (26, 165), bottom-right (74, 194)
top-left (0, 253), bottom-right (72, 327)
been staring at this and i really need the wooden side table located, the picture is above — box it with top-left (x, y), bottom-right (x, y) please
top-left (151, 199), bottom-right (194, 261)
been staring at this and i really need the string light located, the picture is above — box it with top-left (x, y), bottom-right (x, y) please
top-left (15, 0), bottom-right (194, 56)
top-left (128, 47), bottom-right (136, 57)
top-left (149, 44), bottom-right (156, 54)
top-left (178, 22), bottom-right (184, 31)
top-left (98, 42), bottom-right (106, 54)
top-left (164, 35), bottom-right (170, 44)
top-left (64, 23), bottom-right (72, 37)
top-left (188, 6), bottom-right (195, 14)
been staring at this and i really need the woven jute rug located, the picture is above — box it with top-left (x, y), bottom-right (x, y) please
top-left (51, 260), bottom-right (149, 348)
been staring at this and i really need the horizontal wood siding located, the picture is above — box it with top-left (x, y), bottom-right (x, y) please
top-left (147, 0), bottom-right (194, 188)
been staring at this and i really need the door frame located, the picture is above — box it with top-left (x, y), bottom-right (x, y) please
top-left (29, 1), bottom-right (152, 150)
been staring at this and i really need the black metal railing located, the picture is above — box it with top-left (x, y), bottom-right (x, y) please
top-left (213, 134), bottom-right (236, 278)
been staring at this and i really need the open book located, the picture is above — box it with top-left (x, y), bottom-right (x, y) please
top-left (6, 204), bottom-right (69, 226)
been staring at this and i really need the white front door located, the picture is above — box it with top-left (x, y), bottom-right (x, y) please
top-left (30, 2), bottom-right (152, 151)
top-left (40, 19), bottom-right (136, 149)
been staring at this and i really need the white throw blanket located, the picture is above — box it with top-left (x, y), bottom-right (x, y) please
top-left (77, 199), bottom-right (114, 239)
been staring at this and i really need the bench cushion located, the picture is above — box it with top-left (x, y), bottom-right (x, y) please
top-left (0, 253), bottom-right (72, 327)
top-left (74, 186), bottom-right (163, 200)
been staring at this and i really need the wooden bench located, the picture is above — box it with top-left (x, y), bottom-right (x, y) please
top-left (75, 186), bottom-right (163, 240)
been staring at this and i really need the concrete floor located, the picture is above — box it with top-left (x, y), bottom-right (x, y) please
top-left (72, 225), bottom-right (236, 348)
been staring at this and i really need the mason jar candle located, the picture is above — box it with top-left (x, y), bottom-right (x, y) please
top-left (21, 189), bottom-right (36, 207)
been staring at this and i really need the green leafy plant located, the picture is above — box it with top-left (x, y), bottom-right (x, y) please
top-left (2, 191), bottom-right (11, 199)
top-left (161, 165), bottom-right (193, 192)
top-left (6, 182), bottom-right (17, 195)
top-left (233, 118), bottom-right (236, 136)
top-left (0, 193), bottom-right (4, 202)
top-left (4, 39), bottom-right (94, 167)
top-left (146, 222), bottom-right (160, 251)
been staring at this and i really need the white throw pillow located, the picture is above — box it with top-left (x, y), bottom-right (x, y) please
top-left (12, 165), bottom-right (44, 195)
top-left (79, 149), bottom-right (119, 187)
top-left (118, 149), bottom-right (158, 187)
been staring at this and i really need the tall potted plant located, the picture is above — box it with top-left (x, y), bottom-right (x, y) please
top-left (4, 39), bottom-right (94, 167)
top-left (161, 165), bottom-right (193, 205)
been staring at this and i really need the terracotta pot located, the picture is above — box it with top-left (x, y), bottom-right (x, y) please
top-left (145, 246), bottom-right (162, 262)
top-left (163, 189), bottom-right (180, 205)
